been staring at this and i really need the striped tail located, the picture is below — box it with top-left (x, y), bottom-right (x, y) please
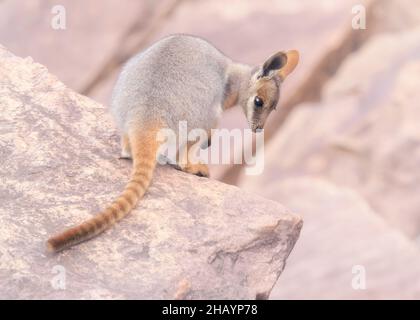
top-left (47, 127), bottom-right (160, 253)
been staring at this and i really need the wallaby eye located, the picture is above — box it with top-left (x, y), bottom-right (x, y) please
top-left (254, 96), bottom-right (264, 108)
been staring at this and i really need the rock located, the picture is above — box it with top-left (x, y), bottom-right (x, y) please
top-left (264, 178), bottom-right (420, 299)
top-left (0, 46), bottom-right (302, 299)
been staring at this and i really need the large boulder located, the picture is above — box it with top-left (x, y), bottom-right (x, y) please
top-left (0, 46), bottom-right (302, 299)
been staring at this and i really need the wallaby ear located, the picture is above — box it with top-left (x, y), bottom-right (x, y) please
top-left (261, 50), bottom-right (300, 80)
top-left (261, 52), bottom-right (288, 77)
top-left (278, 50), bottom-right (299, 81)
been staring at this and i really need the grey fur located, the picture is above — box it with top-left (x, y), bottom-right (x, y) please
top-left (110, 34), bottom-right (293, 140)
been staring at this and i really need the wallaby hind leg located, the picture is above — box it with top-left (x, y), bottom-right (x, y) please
top-left (182, 162), bottom-right (209, 177)
top-left (177, 141), bottom-right (209, 178)
top-left (120, 134), bottom-right (132, 159)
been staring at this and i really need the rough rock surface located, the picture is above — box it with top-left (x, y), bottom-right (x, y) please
top-left (0, 46), bottom-right (302, 299)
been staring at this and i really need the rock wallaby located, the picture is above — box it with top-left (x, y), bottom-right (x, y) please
top-left (47, 34), bottom-right (299, 252)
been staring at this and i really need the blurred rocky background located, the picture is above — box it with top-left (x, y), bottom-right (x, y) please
top-left (1, 0), bottom-right (420, 298)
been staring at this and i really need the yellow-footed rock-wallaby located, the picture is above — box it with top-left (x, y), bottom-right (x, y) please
top-left (47, 34), bottom-right (299, 252)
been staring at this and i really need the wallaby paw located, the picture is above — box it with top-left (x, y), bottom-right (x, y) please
top-left (181, 163), bottom-right (209, 178)
top-left (119, 150), bottom-right (132, 160)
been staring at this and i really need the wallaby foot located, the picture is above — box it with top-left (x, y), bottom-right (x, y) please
top-left (177, 163), bottom-right (209, 178)
top-left (119, 134), bottom-right (132, 159)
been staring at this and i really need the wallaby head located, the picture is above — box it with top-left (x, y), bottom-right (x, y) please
top-left (241, 50), bottom-right (299, 132)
